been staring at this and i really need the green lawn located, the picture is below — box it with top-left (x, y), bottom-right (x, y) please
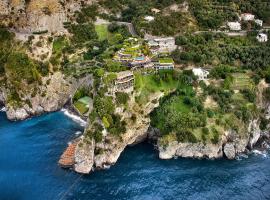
top-left (74, 96), bottom-right (91, 115)
top-left (78, 96), bottom-right (91, 105)
top-left (134, 73), bottom-right (178, 105)
top-left (168, 96), bottom-right (192, 113)
top-left (95, 24), bottom-right (109, 41)
top-left (135, 73), bottom-right (178, 93)
top-left (159, 58), bottom-right (174, 64)
top-left (74, 101), bottom-right (89, 115)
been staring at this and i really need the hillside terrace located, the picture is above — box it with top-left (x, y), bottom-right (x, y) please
top-left (114, 71), bottom-right (134, 93)
top-left (113, 37), bottom-right (175, 71)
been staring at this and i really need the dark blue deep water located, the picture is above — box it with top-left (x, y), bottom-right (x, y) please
top-left (0, 111), bottom-right (270, 200)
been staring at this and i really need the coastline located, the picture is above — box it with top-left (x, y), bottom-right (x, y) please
top-left (0, 107), bottom-right (6, 112)
top-left (61, 108), bottom-right (87, 127)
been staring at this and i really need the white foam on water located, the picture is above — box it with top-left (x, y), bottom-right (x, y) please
top-left (0, 107), bottom-right (6, 112)
top-left (252, 149), bottom-right (268, 158)
top-left (236, 153), bottom-right (249, 161)
top-left (61, 109), bottom-right (86, 127)
top-left (103, 165), bottom-right (111, 169)
top-left (75, 131), bottom-right (82, 135)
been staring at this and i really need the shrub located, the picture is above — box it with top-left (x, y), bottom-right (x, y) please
top-left (176, 129), bottom-right (198, 143)
top-left (211, 128), bottom-right (219, 144)
top-left (241, 89), bottom-right (256, 103)
top-left (116, 92), bottom-right (129, 105)
top-left (73, 87), bottom-right (90, 102)
top-left (93, 131), bottom-right (103, 143)
top-left (202, 127), bottom-right (210, 135)
top-left (207, 109), bottom-right (214, 118)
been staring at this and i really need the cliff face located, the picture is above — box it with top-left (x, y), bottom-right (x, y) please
top-left (157, 121), bottom-right (259, 160)
top-left (0, 0), bottom-right (95, 33)
top-left (1, 73), bottom-right (93, 121)
top-left (157, 88), bottom-right (270, 160)
top-left (72, 92), bottom-right (163, 174)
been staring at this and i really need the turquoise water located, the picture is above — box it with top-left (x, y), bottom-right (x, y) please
top-left (0, 111), bottom-right (270, 200)
top-left (135, 56), bottom-right (145, 61)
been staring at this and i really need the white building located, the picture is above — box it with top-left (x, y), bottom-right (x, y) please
top-left (256, 33), bottom-right (268, 43)
top-left (145, 35), bottom-right (177, 54)
top-left (192, 68), bottom-right (209, 81)
top-left (241, 13), bottom-right (255, 21)
top-left (255, 19), bottom-right (263, 26)
top-left (227, 22), bottom-right (241, 31)
top-left (144, 16), bottom-right (155, 22)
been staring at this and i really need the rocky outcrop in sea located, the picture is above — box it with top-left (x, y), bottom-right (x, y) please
top-left (60, 92), bottom-right (164, 174)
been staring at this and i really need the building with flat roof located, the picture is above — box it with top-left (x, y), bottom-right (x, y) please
top-left (227, 22), bottom-right (241, 31)
top-left (130, 56), bottom-right (154, 69)
top-left (241, 13), bottom-right (255, 21)
top-left (155, 58), bottom-right (174, 70)
top-left (256, 33), bottom-right (268, 43)
top-left (114, 71), bottom-right (134, 93)
top-left (145, 35), bottom-right (177, 54)
top-left (192, 68), bottom-right (209, 80)
top-left (255, 19), bottom-right (263, 26)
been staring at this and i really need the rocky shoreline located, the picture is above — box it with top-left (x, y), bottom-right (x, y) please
top-left (0, 73), bottom-right (93, 121)
top-left (58, 94), bottom-right (270, 174)
top-left (1, 91), bottom-right (269, 174)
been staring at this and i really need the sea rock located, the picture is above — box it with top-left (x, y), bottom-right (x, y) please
top-left (248, 120), bottom-right (261, 148)
top-left (223, 143), bottom-right (236, 159)
top-left (6, 107), bottom-right (29, 121)
top-left (74, 137), bottom-right (95, 174)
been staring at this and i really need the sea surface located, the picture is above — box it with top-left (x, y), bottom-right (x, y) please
top-left (0, 111), bottom-right (270, 200)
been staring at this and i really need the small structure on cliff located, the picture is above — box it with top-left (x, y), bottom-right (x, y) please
top-left (146, 36), bottom-right (177, 54)
top-left (155, 58), bottom-right (175, 70)
top-left (241, 13), bottom-right (255, 21)
top-left (114, 71), bottom-right (134, 93)
top-left (256, 33), bottom-right (268, 43)
top-left (227, 22), bottom-right (241, 31)
top-left (192, 68), bottom-right (209, 80)
top-left (130, 56), bottom-right (154, 69)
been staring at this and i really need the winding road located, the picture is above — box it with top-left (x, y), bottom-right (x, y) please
top-left (115, 22), bottom-right (138, 37)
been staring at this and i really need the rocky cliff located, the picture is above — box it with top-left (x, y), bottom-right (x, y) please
top-left (157, 88), bottom-right (270, 161)
top-left (157, 121), bottom-right (260, 160)
top-left (63, 92), bottom-right (164, 174)
top-left (0, 73), bottom-right (93, 121)
top-left (0, 0), bottom-right (96, 33)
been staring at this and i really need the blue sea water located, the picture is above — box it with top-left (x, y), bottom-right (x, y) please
top-left (0, 111), bottom-right (270, 200)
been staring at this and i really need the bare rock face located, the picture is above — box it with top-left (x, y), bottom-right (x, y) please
top-left (223, 143), bottom-right (236, 159)
top-left (0, 0), bottom-right (96, 33)
top-left (74, 137), bottom-right (95, 174)
top-left (159, 141), bottom-right (223, 159)
top-left (3, 73), bottom-right (93, 121)
top-left (248, 119), bottom-right (261, 149)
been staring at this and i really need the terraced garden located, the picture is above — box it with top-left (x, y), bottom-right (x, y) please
top-left (231, 73), bottom-right (255, 90)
